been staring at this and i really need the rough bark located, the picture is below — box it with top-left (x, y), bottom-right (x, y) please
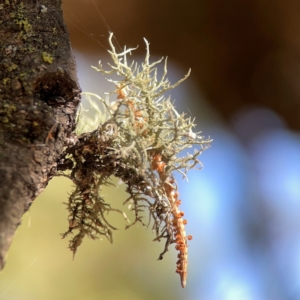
top-left (0, 0), bottom-right (80, 270)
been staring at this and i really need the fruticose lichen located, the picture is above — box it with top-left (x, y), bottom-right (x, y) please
top-left (57, 33), bottom-right (211, 288)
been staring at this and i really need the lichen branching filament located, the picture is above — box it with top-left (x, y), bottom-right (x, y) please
top-left (58, 33), bottom-right (211, 288)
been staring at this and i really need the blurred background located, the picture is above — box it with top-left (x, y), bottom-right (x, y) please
top-left (1, 0), bottom-right (300, 299)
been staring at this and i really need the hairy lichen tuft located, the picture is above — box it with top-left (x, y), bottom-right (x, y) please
top-left (57, 33), bottom-right (212, 288)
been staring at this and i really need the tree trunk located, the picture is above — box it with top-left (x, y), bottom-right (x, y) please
top-left (0, 0), bottom-right (80, 270)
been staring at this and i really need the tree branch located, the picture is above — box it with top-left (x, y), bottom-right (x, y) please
top-left (0, 0), bottom-right (80, 269)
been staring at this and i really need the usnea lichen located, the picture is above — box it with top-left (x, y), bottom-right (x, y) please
top-left (57, 32), bottom-right (212, 288)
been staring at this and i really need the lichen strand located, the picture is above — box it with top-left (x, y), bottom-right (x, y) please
top-left (152, 155), bottom-right (189, 288)
top-left (58, 33), bottom-right (212, 288)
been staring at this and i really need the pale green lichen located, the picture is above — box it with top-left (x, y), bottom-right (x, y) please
top-left (6, 63), bottom-right (17, 72)
top-left (1, 117), bottom-right (9, 123)
top-left (58, 33), bottom-right (212, 288)
top-left (3, 78), bottom-right (10, 85)
top-left (10, 2), bottom-right (33, 40)
top-left (42, 52), bottom-right (54, 64)
top-left (16, 19), bottom-right (32, 33)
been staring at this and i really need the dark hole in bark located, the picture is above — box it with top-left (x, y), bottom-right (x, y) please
top-left (34, 72), bottom-right (78, 106)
